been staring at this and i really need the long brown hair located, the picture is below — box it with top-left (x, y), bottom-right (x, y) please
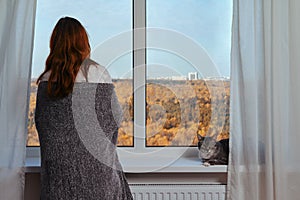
top-left (37, 17), bottom-right (91, 98)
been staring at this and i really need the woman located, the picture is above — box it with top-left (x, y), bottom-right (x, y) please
top-left (35, 17), bottom-right (133, 200)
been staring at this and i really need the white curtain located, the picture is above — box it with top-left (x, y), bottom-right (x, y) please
top-left (228, 0), bottom-right (300, 199)
top-left (0, 0), bottom-right (36, 199)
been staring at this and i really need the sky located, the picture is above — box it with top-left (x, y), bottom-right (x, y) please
top-left (31, 0), bottom-right (232, 79)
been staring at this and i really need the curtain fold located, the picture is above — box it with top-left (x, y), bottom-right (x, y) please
top-left (228, 0), bottom-right (300, 199)
top-left (0, 0), bottom-right (36, 199)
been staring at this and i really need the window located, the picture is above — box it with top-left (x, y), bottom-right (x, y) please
top-left (27, 0), bottom-right (133, 147)
top-left (27, 0), bottom-right (232, 161)
top-left (146, 0), bottom-right (232, 147)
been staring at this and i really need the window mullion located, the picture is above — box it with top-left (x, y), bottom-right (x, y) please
top-left (133, 0), bottom-right (146, 151)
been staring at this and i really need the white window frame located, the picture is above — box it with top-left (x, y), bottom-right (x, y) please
top-left (26, 0), bottom-right (228, 173)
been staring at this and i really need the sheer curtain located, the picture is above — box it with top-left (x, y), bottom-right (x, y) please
top-left (228, 0), bottom-right (300, 199)
top-left (0, 0), bottom-right (36, 199)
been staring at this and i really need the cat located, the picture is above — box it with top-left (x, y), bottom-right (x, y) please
top-left (197, 134), bottom-right (229, 166)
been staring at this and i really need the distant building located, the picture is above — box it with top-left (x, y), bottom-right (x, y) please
top-left (188, 72), bottom-right (198, 80)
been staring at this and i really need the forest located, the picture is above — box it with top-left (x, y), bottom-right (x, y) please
top-left (27, 79), bottom-right (230, 147)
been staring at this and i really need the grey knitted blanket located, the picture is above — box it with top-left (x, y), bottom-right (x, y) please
top-left (35, 82), bottom-right (133, 200)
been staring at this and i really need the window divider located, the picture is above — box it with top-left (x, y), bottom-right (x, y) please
top-left (133, 0), bottom-right (146, 150)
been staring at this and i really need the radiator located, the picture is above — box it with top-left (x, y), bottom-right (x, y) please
top-left (129, 184), bottom-right (226, 200)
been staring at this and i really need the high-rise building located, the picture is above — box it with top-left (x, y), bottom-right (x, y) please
top-left (188, 72), bottom-right (198, 80)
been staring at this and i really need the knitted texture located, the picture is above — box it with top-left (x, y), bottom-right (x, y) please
top-left (35, 82), bottom-right (133, 200)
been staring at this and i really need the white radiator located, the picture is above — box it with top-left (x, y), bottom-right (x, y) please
top-left (129, 184), bottom-right (226, 200)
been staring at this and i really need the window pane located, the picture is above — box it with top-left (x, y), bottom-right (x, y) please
top-left (146, 0), bottom-right (232, 146)
top-left (27, 0), bottom-right (133, 147)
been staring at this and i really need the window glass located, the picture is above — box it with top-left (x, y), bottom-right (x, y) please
top-left (146, 0), bottom-right (232, 146)
top-left (27, 0), bottom-right (133, 146)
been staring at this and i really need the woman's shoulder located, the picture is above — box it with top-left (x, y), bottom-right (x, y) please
top-left (39, 71), bottom-right (51, 82)
top-left (76, 58), bottom-right (112, 83)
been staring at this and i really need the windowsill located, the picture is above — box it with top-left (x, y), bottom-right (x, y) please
top-left (25, 156), bottom-right (227, 173)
